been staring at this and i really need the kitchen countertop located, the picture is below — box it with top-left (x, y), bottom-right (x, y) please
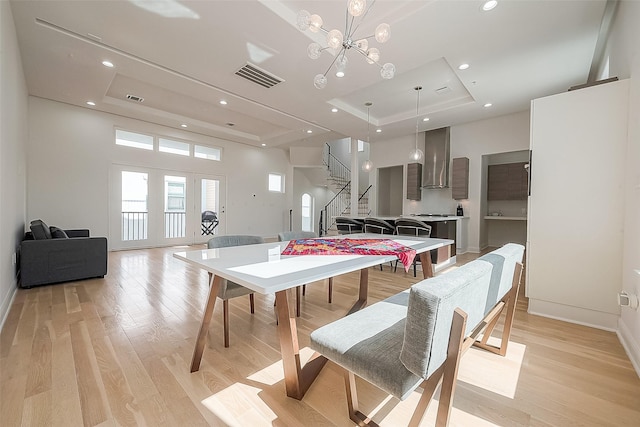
top-left (337, 215), bottom-right (466, 222)
top-left (484, 216), bottom-right (527, 221)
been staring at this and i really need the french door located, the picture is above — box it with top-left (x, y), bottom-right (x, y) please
top-left (109, 165), bottom-right (226, 250)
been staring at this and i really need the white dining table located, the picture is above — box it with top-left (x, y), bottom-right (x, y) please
top-left (173, 234), bottom-right (454, 400)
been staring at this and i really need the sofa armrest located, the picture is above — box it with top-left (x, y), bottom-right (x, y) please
top-left (64, 229), bottom-right (90, 238)
top-left (20, 237), bottom-right (107, 287)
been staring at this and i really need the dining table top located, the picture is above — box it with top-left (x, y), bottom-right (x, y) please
top-left (173, 234), bottom-right (454, 295)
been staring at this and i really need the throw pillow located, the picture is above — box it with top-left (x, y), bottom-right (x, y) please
top-left (29, 219), bottom-right (52, 240)
top-left (49, 226), bottom-right (69, 239)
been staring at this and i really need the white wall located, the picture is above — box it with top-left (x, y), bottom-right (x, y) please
top-left (607, 0), bottom-right (640, 374)
top-left (27, 98), bottom-right (292, 243)
top-left (370, 111), bottom-right (530, 252)
top-left (0, 2), bottom-right (28, 328)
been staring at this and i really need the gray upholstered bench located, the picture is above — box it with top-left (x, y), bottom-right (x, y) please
top-left (309, 243), bottom-right (524, 427)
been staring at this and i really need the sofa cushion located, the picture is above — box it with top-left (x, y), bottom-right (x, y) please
top-left (49, 226), bottom-right (69, 239)
top-left (30, 219), bottom-right (52, 240)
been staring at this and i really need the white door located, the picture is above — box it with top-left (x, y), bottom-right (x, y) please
top-left (110, 166), bottom-right (226, 249)
top-left (193, 174), bottom-right (226, 244)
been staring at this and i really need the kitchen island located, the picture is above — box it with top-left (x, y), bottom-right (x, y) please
top-left (335, 214), bottom-right (468, 271)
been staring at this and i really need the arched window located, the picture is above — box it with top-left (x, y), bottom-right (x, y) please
top-left (302, 193), bottom-right (314, 232)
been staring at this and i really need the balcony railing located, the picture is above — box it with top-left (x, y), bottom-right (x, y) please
top-left (121, 211), bottom-right (186, 240)
top-left (122, 212), bottom-right (148, 241)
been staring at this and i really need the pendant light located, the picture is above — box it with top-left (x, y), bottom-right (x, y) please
top-left (362, 102), bottom-right (374, 172)
top-left (409, 86), bottom-right (424, 162)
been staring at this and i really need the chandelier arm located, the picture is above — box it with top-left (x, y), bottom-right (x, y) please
top-left (352, 47), bottom-right (384, 69)
top-left (322, 48), bottom-right (345, 76)
top-left (351, 0), bottom-right (376, 37)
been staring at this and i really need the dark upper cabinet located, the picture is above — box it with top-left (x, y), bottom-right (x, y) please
top-left (407, 162), bottom-right (422, 200)
top-left (488, 162), bottom-right (528, 200)
top-left (451, 157), bottom-right (469, 200)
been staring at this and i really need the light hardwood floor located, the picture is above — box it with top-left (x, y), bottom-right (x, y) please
top-left (1, 246), bottom-right (639, 426)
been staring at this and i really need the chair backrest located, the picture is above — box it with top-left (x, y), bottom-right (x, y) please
top-left (400, 259), bottom-right (493, 379)
top-left (364, 217), bottom-right (395, 235)
top-left (399, 243), bottom-right (525, 380)
top-left (207, 235), bottom-right (264, 249)
top-left (477, 243), bottom-right (525, 314)
top-left (277, 231), bottom-right (317, 241)
top-left (335, 217), bottom-right (363, 235)
top-left (395, 218), bottom-right (432, 237)
top-left (201, 210), bottom-right (218, 222)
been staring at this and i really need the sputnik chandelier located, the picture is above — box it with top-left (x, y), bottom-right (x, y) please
top-left (296, 0), bottom-right (395, 89)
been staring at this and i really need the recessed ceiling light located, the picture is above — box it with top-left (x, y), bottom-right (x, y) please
top-left (219, 100), bottom-right (228, 105)
top-left (102, 60), bottom-right (114, 68)
top-left (376, 129), bottom-right (382, 133)
top-left (306, 130), bottom-right (313, 134)
top-left (484, 103), bottom-right (493, 108)
top-left (180, 124), bottom-right (187, 128)
top-left (261, 143), bottom-right (266, 147)
top-left (458, 63), bottom-right (469, 70)
top-left (331, 108), bottom-right (338, 113)
top-left (86, 101), bottom-right (95, 106)
top-left (482, 1), bottom-right (498, 11)
top-left (423, 117), bottom-right (430, 122)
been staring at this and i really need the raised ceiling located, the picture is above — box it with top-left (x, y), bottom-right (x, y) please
top-left (10, 0), bottom-right (608, 148)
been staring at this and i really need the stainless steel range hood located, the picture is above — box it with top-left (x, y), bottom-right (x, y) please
top-left (422, 127), bottom-right (450, 188)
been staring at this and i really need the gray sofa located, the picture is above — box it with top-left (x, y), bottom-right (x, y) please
top-left (19, 219), bottom-right (108, 288)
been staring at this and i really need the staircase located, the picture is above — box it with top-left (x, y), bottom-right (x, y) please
top-left (320, 144), bottom-right (371, 236)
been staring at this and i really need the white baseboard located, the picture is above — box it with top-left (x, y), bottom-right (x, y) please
top-left (0, 285), bottom-right (18, 333)
top-left (528, 298), bottom-right (619, 331)
top-left (617, 319), bottom-right (640, 378)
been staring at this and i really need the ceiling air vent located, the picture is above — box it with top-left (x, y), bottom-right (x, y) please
top-left (235, 62), bottom-right (283, 88)
top-left (126, 94), bottom-right (144, 103)
top-left (435, 86), bottom-right (451, 95)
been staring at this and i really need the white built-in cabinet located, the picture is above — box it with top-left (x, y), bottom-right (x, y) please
top-left (527, 79), bottom-right (629, 330)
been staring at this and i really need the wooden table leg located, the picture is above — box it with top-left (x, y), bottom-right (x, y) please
top-left (420, 252), bottom-right (434, 279)
top-left (277, 267), bottom-right (371, 400)
top-left (190, 274), bottom-right (222, 372)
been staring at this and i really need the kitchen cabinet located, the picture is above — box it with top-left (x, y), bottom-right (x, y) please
top-left (488, 162), bottom-right (528, 200)
top-left (406, 162), bottom-right (422, 201)
top-left (451, 157), bottom-right (469, 200)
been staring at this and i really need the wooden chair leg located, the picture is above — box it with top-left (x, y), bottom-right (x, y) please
top-left (435, 308), bottom-right (467, 427)
top-left (343, 370), bottom-right (379, 426)
top-left (296, 286), bottom-right (301, 318)
top-left (249, 293), bottom-right (255, 314)
top-left (223, 299), bottom-right (230, 348)
top-left (302, 284), bottom-right (306, 296)
top-left (328, 277), bottom-right (333, 303)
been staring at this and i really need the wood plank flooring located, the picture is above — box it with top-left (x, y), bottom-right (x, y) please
top-left (1, 246), bottom-right (639, 426)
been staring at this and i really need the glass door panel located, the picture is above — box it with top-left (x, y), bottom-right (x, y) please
top-left (194, 175), bottom-right (226, 244)
top-left (164, 175), bottom-right (186, 239)
top-left (122, 171), bottom-right (149, 241)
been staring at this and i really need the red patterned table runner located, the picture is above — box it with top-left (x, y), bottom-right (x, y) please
top-left (281, 238), bottom-right (416, 272)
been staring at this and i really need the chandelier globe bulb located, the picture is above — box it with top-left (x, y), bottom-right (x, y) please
top-left (348, 0), bottom-right (367, 17)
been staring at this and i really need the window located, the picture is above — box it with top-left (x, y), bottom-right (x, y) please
top-left (116, 129), bottom-right (153, 150)
top-left (268, 173), bottom-right (284, 192)
top-left (302, 193), bottom-right (313, 232)
top-left (194, 145), bottom-right (221, 161)
top-left (347, 140), bottom-right (365, 153)
top-left (159, 138), bottom-right (190, 156)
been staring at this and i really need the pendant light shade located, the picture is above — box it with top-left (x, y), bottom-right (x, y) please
top-left (410, 86), bottom-right (424, 162)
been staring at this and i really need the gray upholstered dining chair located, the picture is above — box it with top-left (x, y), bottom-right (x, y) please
top-left (394, 218), bottom-right (432, 277)
top-left (207, 235), bottom-right (264, 347)
top-left (335, 217), bottom-right (364, 234)
top-left (277, 230), bottom-right (333, 316)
